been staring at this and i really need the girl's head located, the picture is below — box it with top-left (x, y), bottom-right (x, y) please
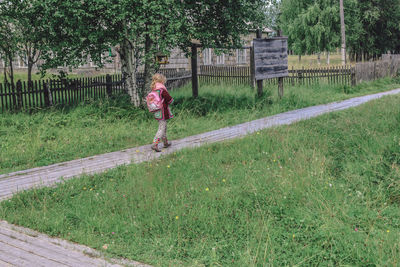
top-left (151, 73), bottom-right (167, 89)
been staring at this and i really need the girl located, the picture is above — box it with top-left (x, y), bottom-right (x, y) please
top-left (150, 73), bottom-right (174, 152)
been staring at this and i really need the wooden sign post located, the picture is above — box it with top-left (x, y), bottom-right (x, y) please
top-left (256, 30), bottom-right (263, 96)
top-left (191, 43), bottom-right (199, 98)
top-left (252, 36), bottom-right (288, 98)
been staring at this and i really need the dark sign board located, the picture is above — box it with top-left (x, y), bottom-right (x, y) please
top-left (253, 37), bottom-right (288, 80)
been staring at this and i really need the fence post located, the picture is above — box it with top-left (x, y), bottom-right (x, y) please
top-left (191, 44), bottom-right (199, 98)
top-left (277, 29), bottom-right (284, 98)
top-left (43, 82), bottom-right (53, 107)
top-left (106, 74), bottom-right (112, 97)
top-left (299, 67), bottom-right (303, 85)
top-left (16, 80), bottom-right (23, 109)
top-left (250, 46), bottom-right (255, 88)
top-left (351, 67), bottom-right (356, 86)
top-left (256, 29), bottom-right (263, 97)
top-left (373, 62), bottom-right (377, 80)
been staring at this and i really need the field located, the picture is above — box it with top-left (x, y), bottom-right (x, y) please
top-left (288, 53), bottom-right (350, 68)
top-left (0, 70), bottom-right (109, 84)
top-left (1, 77), bottom-right (400, 175)
top-left (1, 91), bottom-right (399, 266)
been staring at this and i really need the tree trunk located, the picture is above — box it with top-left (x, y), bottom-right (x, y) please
top-left (298, 54), bottom-right (301, 63)
top-left (340, 0), bottom-right (347, 65)
top-left (317, 53), bottom-right (321, 65)
top-left (7, 54), bottom-right (14, 88)
top-left (28, 57), bottom-right (33, 85)
top-left (119, 39), bottom-right (141, 107)
top-left (3, 63), bottom-right (7, 84)
top-left (143, 33), bottom-right (155, 97)
top-left (326, 51), bottom-right (330, 64)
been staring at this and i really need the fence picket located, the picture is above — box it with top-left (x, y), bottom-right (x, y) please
top-left (0, 84), bottom-right (4, 111)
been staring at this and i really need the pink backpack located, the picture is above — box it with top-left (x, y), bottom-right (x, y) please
top-left (146, 89), bottom-right (164, 112)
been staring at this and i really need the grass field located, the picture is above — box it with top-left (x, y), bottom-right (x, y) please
top-left (1, 77), bottom-right (400, 175)
top-left (1, 92), bottom-right (399, 266)
top-left (0, 70), bottom-right (108, 83)
top-left (288, 53), bottom-right (351, 68)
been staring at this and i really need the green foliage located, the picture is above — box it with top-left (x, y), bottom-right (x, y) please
top-left (354, 0), bottom-right (400, 56)
top-left (27, 0), bottom-right (267, 69)
top-left (279, 0), bottom-right (340, 55)
top-left (0, 0), bottom-right (51, 83)
top-left (19, 0), bottom-right (268, 105)
top-left (278, 0), bottom-right (400, 57)
top-left (1, 94), bottom-right (400, 266)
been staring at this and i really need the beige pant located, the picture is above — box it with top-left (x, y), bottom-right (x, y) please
top-left (153, 120), bottom-right (167, 143)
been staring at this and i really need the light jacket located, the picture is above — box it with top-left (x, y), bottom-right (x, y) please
top-left (153, 83), bottom-right (174, 120)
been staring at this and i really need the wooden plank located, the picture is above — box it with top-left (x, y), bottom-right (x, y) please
top-left (79, 78), bottom-right (83, 101)
top-left (67, 79), bottom-right (72, 104)
top-left (58, 80), bottom-right (63, 105)
top-left (51, 80), bottom-right (55, 105)
top-left (37, 80), bottom-right (42, 108)
top-left (7, 83), bottom-right (13, 110)
top-left (0, 231), bottom-right (82, 266)
top-left (90, 77), bottom-right (94, 99)
top-left (5, 83), bottom-right (9, 110)
top-left (93, 77), bottom-right (97, 100)
top-left (0, 83), bottom-right (4, 112)
top-left (0, 249), bottom-right (33, 266)
top-left (253, 38), bottom-right (288, 81)
top-left (33, 80), bottom-right (37, 108)
top-left (191, 44), bottom-right (199, 97)
top-left (26, 81), bottom-right (32, 109)
top-left (66, 79), bottom-right (70, 105)
top-left (0, 240), bottom-right (67, 266)
top-left (0, 228), bottom-right (105, 266)
top-left (0, 222), bottom-right (142, 267)
top-left (22, 81), bottom-right (27, 109)
top-left (101, 76), bottom-right (105, 98)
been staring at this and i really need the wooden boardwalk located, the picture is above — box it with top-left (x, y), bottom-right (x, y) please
top-left (0, 88), bottom-right (399, 266)
top-left (0, 220), bottom-right (150, 266)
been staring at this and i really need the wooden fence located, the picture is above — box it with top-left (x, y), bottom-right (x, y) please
top-left (199, 66), bottom-right (251, 85)
top-left (0, 75), bottom-right (124, 112)
top-left (199, 65), bottom-right (356, 86)
top-left (3, 59), bottom-right (399, 112)
top-left (0, 69), bottom-right (191, 112)
top-left (355, 57), bottom-right (400, 83)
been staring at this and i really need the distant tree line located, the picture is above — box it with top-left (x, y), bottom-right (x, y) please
top-left (278, 0), bottom-right (400, 62)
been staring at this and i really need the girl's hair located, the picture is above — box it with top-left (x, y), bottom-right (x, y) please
top-left (151, 73), bottom-right (167, 89)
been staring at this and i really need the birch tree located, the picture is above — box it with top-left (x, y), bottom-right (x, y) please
top-left (31, 0), bottom-right (267, 107)
top-left (340, 0), bottom-right (346, 65)
top-left (0, 8), bottom-right (19, 86)
top-left (279, 0), bottom-right (340, 60)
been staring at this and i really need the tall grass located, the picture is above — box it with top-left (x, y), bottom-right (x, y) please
top-left (288, 53), bottom-right (352, 68)
top-left (0, 70), bottom-right (106, 83)
top-left (1, 94), bottom-right (399, 266)
top-left (1, 77), bottom-right (399, 174)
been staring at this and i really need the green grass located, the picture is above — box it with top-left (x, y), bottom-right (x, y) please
top-left (1, 93), bottom-right (399, 266)
top-left (288, 53), bottom-right (353, 68)
top-left (0, 70), bottom-right (109, 83)
top-left (1, 78), bottom-right (400, 175)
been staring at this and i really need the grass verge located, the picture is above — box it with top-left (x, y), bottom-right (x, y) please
top-left (1, 94), bottom-right (399, 266)
top-left (1, 77), bottom-right (400, 174)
